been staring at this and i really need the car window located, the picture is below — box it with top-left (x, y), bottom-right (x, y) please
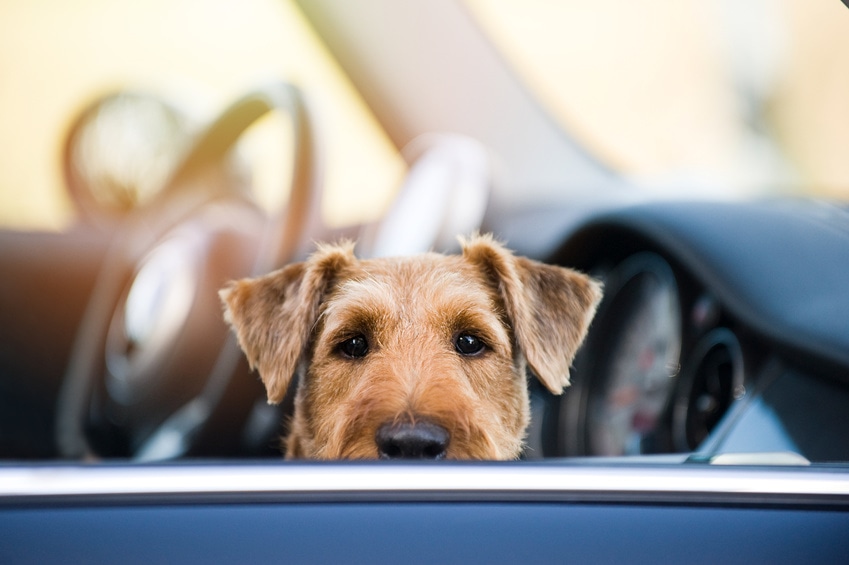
top-left (0, 0), bottom-right (405, 231)
top-left (464, 0), bottom-right (849, 201)
top-left (2, 0), bottom-right (847, 469)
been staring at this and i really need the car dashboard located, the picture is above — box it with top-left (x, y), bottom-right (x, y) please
top-left (517, 198), bottom-right (849, 463)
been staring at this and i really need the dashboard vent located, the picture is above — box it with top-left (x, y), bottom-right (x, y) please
top-left (675, 329), bottom-right (745, 451)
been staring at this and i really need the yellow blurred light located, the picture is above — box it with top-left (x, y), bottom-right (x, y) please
top-left (0, 0), bottom-right (404, 231)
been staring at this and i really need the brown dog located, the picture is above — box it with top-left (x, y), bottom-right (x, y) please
top-left (220, 234), bottom-right (601, 460)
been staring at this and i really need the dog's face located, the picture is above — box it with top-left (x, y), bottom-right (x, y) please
top-left (221, 235), bottom-right (601, 460)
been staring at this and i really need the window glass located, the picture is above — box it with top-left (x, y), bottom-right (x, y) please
top-left (0, 0), bottom-right (405, 230)
top-left (464, 0), bottom-right (849, 200)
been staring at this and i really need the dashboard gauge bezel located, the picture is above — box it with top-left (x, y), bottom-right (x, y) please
top-left (557, 252), bottom-right (683, 456)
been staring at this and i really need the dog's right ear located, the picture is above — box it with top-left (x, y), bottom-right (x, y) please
top-left (219, 242), bottom-right (356, 404)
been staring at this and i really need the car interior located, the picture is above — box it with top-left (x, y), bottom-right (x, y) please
top-left (3, 3), bottom-right (849, 563)
top-left (1, 0), bottom-right (849, 468)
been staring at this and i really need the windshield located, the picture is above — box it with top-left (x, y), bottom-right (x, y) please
top-left (0, 0), bottom-right (404, 231)
top-left (464, 0), bottom-right (849, 201)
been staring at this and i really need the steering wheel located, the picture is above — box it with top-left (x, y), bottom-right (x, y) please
top-left (56, 82), bottom-right (318, 460)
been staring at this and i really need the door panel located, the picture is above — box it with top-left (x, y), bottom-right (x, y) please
top-left (0, 227), bottom-right (109, 458)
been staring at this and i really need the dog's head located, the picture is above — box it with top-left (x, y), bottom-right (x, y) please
top-left (220, 234), bottom-right (601, 460)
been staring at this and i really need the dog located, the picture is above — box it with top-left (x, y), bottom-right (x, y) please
top-left (220, 234), bottom-right (601, 460)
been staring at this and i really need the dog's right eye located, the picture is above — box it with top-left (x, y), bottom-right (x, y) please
top-left (338, 335), bottom-right (369, 358)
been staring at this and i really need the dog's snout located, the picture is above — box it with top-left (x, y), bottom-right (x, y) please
top-left (376, 421), bottom-right (449, 460)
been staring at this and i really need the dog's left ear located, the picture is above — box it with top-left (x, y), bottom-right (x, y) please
top-left (220, 242), bottom-right (356, 404)
top-left (461, 234), bottom-right (602, 394)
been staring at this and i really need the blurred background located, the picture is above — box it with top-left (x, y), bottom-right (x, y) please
top-left (1, 0), bottom-right (848, 229)
top-left (0, 0), bottom-right (405, 231)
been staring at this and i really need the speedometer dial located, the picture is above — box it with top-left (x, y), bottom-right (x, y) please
top-left (583, 253), bottom-right (682, 456)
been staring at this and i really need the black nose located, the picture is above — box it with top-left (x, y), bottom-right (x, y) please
top-left (375, 421), bottom-right (450, 460)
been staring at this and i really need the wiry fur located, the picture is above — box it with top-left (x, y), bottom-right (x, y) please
top-left (221, 234), bottom-right (601, 460)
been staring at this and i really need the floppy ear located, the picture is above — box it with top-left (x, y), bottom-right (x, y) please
top-left (461, 234), bottom-right (602, 394)
top-left (219, 242), bottom-right (356, 404)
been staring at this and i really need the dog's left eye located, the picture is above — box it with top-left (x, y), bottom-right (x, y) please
top-left (455, 333), bottom-right (485, 356)
top-left (339, 335), bottom-right (369, 358)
